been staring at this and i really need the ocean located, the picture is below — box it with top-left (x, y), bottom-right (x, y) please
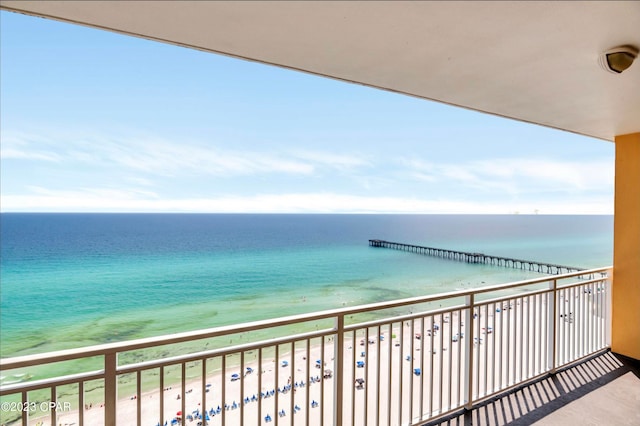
top-left (0, 213), bottom-right (613, 364)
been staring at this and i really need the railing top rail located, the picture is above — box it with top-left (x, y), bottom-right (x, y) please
top-left (0, 266), bottom-right (611, 371)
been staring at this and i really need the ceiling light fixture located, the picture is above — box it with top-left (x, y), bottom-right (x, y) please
top-left (599, 45), bottom-right (639, 74)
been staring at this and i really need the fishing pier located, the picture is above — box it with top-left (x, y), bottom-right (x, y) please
top-left (369, 239), bottom-right (584, 275)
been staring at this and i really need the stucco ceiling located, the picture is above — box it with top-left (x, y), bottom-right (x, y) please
top-left (2, 1), bottom-right (639, 142)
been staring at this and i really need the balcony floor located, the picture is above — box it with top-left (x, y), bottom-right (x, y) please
top-left (427, 350), bottom-right (640, 426)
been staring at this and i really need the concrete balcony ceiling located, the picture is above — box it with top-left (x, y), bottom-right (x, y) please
top-left (1, 1), bottom-right (639, 141)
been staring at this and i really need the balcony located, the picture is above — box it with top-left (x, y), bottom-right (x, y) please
top-left (432, 350), bottom-right (640, 426)
top-left (1, 266), bottom-right (621, 426)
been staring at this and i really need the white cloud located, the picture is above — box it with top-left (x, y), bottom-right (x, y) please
top-left (0, 132), bottom-right (62, 162)
top-left (24, 186), bottom-right (161, 201)
top-left (401, 157), bottom-right (614, 195)
top-left (2, 131), bottom-right (375, 177)
top-left (291, 150), bottom-right (371, 171)
top-left (85, 137), bottom-right (316, 177)
top-left (1, 131), bottom-right (613, 214)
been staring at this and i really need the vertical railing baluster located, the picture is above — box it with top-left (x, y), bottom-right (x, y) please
top-left (104, 352), bottom-right (117, 426)
top-left (569, 286), bottom-right (574, 362)
top-left (436, 314), bottom-right (443, 414)
top-left (600, 278), bottom-right (605, 348)
top-left (180, 364), bottom-right (185, 426)
top-left (159, 365), bottom-right (165, 426)
top-left (410, 319), bottom-right (416, 422)
top-left (259, 347), bottom-right (264, 425)
top-left (304, 338), bottom-right (311, 424)
top-left (605, 272), bottom-right (612, 348)
top-left (538, 293), bottom-right (549, 373)
top-left (335, 315), bottom-right (344, 426)
top-left (386, 324), bottom-right (392, 426)
top-left (290, 341), bottom-right (295, 426)
top-left (518, 297), bottom-right (523, 383)
top-left (597, 281), bottom-right (602, 348)
top-left (398, 323), bottom-right (402, 424)
top-left (464, 295), bottom-right (474, 409)
top-left (320, 336), bottom-right (325, 426)
top-left (482, 305), bottom-right (488, 397)
top-left (457, 308), bottom-right (463, 406)
top-left (581, 284), bottom-right (586, 357)
top-left (600, 278), bottom-right (604, 348)
top-left (212, 358), bottom-right (217, 425)
top-left (587, 283), bottom-right (597, 352)
top-left (136, 371), bottom-right (142, 426)
top-left (79, 381), bottom-right (84, 426)
top-left (429, 315), bottom-right (435, 417)
top-left (275, 345), bottom-right (280, 426)
top-left (448, 311), bottom-right (454, 410)
top-left (525, 296), bottom-right (530, 379)
top-left (549, 280), bottom-right (557, 373)
top-left (240, 349), bottom-right (245, 426)
top-left (21, 390), bottom-right (28, 426)
top-left (528, 296), bottom-right (534, 377)
top-left (375, 325), bottom-right (381, 424)
top-left (581, 284), bottom-right (585, 356)
top-left (420, 316), bottom-right (427, 419)
top-left (487, 303), bottom-right (498, 393)
top-left (505, 298), bottom-right (511, 386)
top-left (575, 286), bottom-right (579, 359)
top-left (498, 300), bottom-right (503, 391)
top-left (561, 288), bottom-right (565, 367)
top-left (50, 386), bottom-right (56, 426)
top-left (557, 289), bottom-right (563, 366)
top-left (538, 293), bottom-right (543, 376)
top-left (475, 307), bottom-right (481, 398)
top-left (350, 330), bottom-right (356, 426)
top-left (364, 327), bottom-right (369, 426)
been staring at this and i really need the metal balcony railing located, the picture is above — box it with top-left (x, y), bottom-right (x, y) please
top-left (0, 267), bottom-right (611, 426)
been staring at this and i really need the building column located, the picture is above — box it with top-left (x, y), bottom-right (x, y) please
top-left (612, 132), bottom-right (640, 360)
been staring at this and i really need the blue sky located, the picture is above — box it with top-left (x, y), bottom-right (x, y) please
top-left (0, 11), bottom-right (614, 214)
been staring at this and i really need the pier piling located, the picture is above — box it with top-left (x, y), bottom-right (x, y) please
top-left (369, 239), bottom-right (584, 275)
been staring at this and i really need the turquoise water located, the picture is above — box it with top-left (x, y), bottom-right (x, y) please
top-left (0, 214), bottom-right (613, 361)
